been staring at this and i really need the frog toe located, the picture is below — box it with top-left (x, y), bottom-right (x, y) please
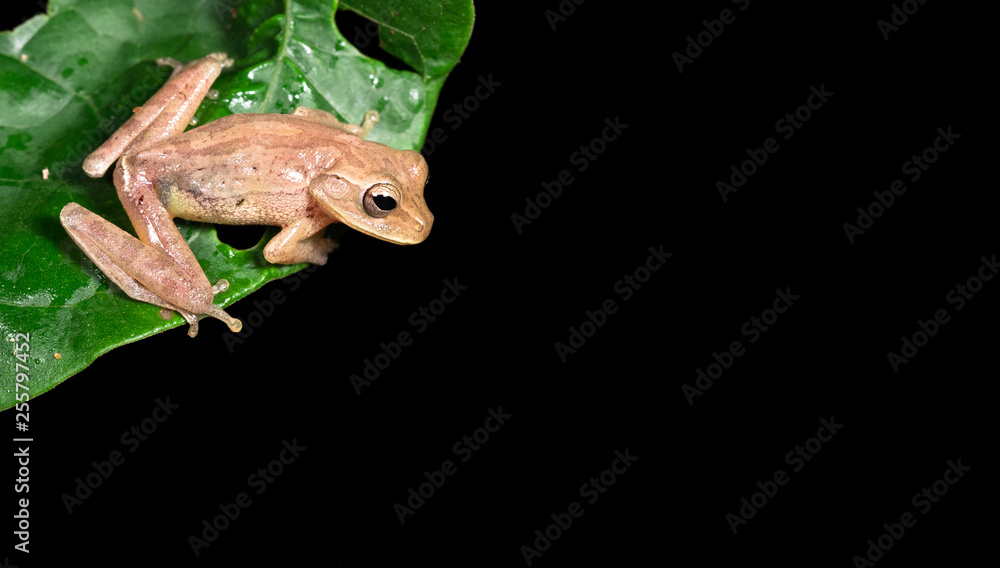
top-left (309, 238), bottom-right (338, 265)
top-left (206, 304), bottom-right (242, 333)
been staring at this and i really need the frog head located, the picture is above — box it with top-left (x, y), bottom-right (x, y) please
top-left (309, 146), bottom-right (433, 245)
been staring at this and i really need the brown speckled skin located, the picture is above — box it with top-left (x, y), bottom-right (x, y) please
top-left (60, 53), bottom-right (432, 337)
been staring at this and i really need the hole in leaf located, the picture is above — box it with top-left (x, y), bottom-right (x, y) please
top-left (335, 9), bottom-right (412, 73)
top-left (216, 225), bottom-right (266, 250)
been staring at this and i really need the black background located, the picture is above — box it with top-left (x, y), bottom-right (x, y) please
top-left (4, 1), bottom-right (993, 566)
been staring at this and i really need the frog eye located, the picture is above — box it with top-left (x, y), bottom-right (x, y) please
top-left (363, 184), bottom-right (399, 218)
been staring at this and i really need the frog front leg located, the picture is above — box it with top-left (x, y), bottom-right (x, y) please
top-left (263, 203), bottom-right (339, 265)
top-left (62, 53), bottom-right (241, 337)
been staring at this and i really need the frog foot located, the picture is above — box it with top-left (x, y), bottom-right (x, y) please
top-left (61, 202), bottom-right (242, 339)
top-left (158, 280), bottom-right (242, 338)
top-left (156, 52), bottom-right (233, 79)
top-left (308, 237), bottom-right (339, 265)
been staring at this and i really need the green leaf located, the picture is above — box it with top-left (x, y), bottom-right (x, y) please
top-left (0, 0), bottom-right (474, 410)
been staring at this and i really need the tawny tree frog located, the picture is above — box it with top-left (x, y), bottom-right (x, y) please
top-left (60, 53), bottom-right (433, 337)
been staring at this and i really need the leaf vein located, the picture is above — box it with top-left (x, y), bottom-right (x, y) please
top-left (260, 0), bottom-right (295, 112)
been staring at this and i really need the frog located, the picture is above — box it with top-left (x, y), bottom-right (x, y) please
top-left (60, 52), bottom-right (433, 338)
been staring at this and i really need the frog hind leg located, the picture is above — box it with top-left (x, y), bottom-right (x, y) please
top-left (60, 203), bottom-right (242, 338)
top-left (114, 148), bottom-right (245, 336)
top-left (83, 52), bottom-right (233, 178)
top-left (68, 52), bottom-right (242, 337)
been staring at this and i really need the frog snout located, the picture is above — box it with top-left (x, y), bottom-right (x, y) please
top-left (417, 211), bottom-right (434, 235)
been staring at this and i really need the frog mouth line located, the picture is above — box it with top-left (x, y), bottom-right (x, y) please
top-left (324, 210), bottom-right (431, 246)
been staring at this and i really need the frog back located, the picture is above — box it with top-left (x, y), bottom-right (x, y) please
top-left (142, 114), bottom-right (352, 226)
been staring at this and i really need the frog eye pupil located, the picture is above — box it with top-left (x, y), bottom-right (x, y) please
top-left (373, 194), bottom-right (397, 211)
top-left (363, 185), bottom-right (399, 218)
